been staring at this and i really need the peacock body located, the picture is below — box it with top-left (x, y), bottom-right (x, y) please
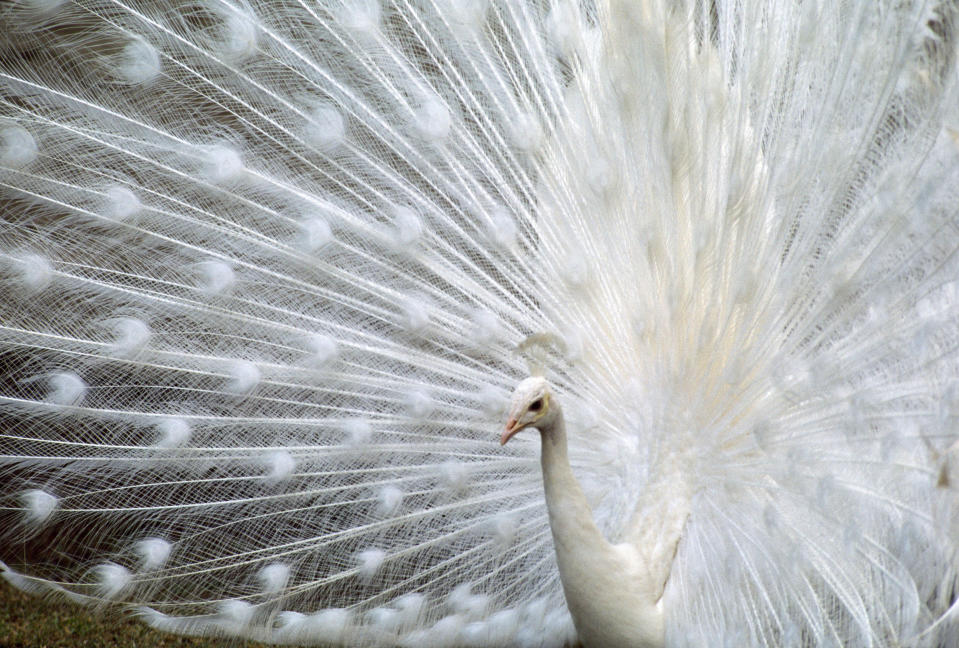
top-left (2, 0), bottom-right (959, 646)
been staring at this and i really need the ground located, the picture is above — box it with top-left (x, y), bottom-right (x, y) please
top-left (0, 579), bottom-right (265, 648)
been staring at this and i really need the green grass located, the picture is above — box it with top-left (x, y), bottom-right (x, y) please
top-left (1, 577), bottom-right (577, 647)
top-left (0, 578), bottom-right (265, 648)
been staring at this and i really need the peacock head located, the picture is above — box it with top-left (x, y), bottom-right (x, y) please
top-left (501, 377), bottom-right (556, 445)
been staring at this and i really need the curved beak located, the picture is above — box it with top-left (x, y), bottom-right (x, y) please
top-left (501, 418), bottom-right (521, 445)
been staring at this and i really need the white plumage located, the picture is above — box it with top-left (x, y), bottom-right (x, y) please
top-left (1, 1), bottom-right (959, 646)
top-left (502, 377), bottom-right (677, 647)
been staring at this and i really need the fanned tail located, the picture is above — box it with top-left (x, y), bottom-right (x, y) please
top-left (1, 1), bottom-right (959, 647)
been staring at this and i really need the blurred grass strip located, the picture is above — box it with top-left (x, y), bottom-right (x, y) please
top-left (0, 579), bottom-right (264, 647)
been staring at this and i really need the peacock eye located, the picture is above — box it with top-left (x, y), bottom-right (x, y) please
top-left (529, 398), bottom-right (543, 412)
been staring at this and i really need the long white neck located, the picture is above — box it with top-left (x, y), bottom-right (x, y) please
top-left (538, 405), bottom-right (666, 648)
top-left (539, 409), bottom-right (610, 556)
